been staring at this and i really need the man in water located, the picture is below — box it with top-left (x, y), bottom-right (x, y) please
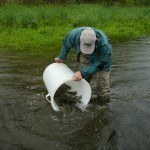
top-left (55, 27), bottom-right (112, 105)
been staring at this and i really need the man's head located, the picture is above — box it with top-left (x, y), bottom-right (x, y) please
top-left (80, 29), bottom-right (97, 54)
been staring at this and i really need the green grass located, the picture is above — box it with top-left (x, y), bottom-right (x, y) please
top-left (0, 4), bottom-right (150, 56)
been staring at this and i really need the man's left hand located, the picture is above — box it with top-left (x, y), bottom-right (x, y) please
top-left (72, 71), bottom-right (82, 81)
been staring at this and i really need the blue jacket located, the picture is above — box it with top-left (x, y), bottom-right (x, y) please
top-left (58, 27), bottom-right (112, 79)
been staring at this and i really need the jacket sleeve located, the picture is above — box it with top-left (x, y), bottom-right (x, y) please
top-left (57, 33), bottom-right (75, 60)
top-left (80, 44), bottom-right (111, 79)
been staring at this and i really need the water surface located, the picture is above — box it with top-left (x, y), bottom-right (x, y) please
top-left (110, 37), bottom-right (150, 150)
top-left (0, 37), bottom-right (150, 150)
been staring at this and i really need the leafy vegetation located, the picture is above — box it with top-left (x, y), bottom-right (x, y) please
top-left (0, 4), bottom-right (149, 56)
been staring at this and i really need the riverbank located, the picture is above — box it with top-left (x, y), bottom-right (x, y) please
top-left (0, 4), bottom-right (149, 56)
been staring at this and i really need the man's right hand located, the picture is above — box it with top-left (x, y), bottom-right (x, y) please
top-left (55, 58), bottom-right (63, 63)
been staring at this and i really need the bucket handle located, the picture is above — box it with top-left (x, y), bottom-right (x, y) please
top-left (45, 93), bottom-right (60, 111)
top-left (46, 93), bottom-right (51, 103)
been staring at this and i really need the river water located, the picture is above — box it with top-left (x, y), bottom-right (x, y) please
top-left (0, 37), bottom-right (150, 150)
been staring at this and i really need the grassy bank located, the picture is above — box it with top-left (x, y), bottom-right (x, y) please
top-left (0, 4), bottom-right (150, 56)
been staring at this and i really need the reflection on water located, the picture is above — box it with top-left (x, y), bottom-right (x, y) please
top-left (0, 37), bottom-right (150, 150)
top-left (110, 37), bottom-right (150, 150)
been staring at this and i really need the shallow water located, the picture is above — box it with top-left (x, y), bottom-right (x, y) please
top-left (109, 37), bottom-right (150, 150)
top-left (0, 37), bottom-right (150, 150)
top-left (0, 51), bottom-right (117, 150)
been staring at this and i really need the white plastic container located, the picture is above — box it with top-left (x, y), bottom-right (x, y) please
top-left (43, 63), bottom-right (91, 111)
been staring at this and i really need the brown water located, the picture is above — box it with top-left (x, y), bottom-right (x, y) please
top-left (0, 37), bottom-right (150, 150)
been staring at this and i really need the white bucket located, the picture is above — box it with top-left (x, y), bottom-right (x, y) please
top-left (43, 63), bottom-right (91, 111)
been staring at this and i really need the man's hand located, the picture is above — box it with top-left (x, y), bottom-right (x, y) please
top-left (72, 71), bottom-right (82, 81)
top-left (55, 58), bottom-right (63, 63)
